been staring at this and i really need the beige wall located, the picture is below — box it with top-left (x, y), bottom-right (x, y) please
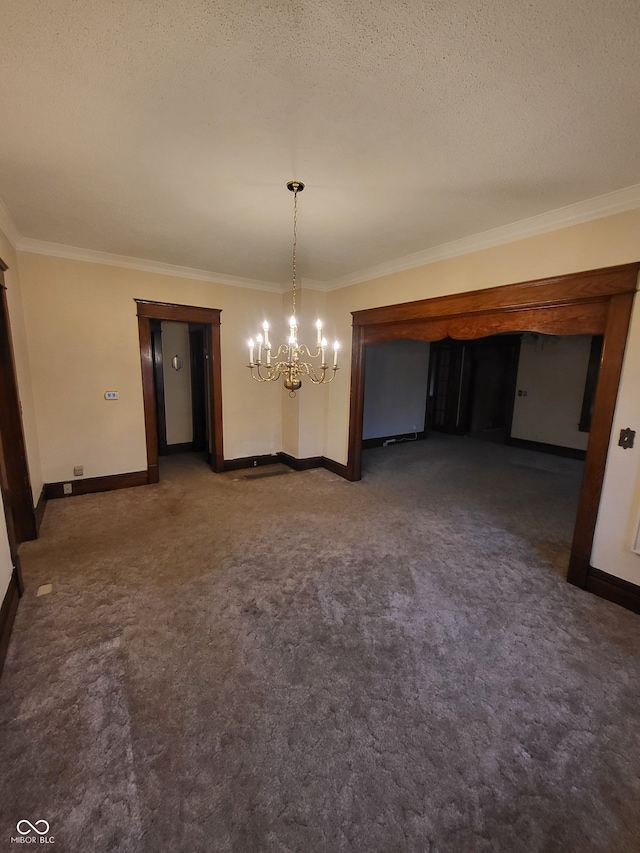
top-left (511, 334), bottom-right (591, 451)
top-left (281, 288), bottom-right (329, 460)
top-left (17, 253), bottom-right (284, 482)
top-left (161, 322), bottom-right (193, 446)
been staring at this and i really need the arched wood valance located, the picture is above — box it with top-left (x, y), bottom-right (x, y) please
top-left (347, 263), bottom-right (639, 592)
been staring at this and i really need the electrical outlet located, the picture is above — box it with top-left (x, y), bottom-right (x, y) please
top-left (104, 391), bottom-right (119, 400)
top-left (73, 466), bottom-right (83, 477)
top-left (63, 483), bottom-right (72, 495)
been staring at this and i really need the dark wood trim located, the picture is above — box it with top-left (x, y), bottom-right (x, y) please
top-left (347, 324), bottom-right (366, 481)
top-left (347, 263), bottom-right (640, 588)
top-left (165, 441), bottom-right (195, 455)
top-left (279, 452), bottom-right (323, 471)
top-left (505, 437), bottom-right (586, 460)
top-left (44, 470), bottom-right (148, 499)
top-left (136, 300), bottom-right (224, 479)
top-left (352, 263), bottom-right (639, 327)
top-left (0, 268), bottom-right (37, 547)
top-left (135, 300), bottom-right (222, 325)
top-left (321, 456), bottom-right (350, 478)
top-left (223, 454), bottom-right (281, 472)
top-left (585, 566), bottom-right (640, 615)
top-left (360, 301), bottom-right (609, 345)
top-left (208, 322), bottom-right (224, 472)
top-left (568, 290), bottom-right (636, 587)
top-left (137, 315), bottom-right (159, 482)
top-left (222, 452), bottom-right (350, 479)
top-left (34, 486), bottom-right (47, 532)
top-left (0, 568), bottom-right (20, 678)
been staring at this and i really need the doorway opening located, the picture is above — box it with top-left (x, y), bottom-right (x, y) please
top-left (136, 300), bottom-right (224, 481)
top-left (347, 263), bottom-right (639, 590)
top-left (361, 331), bottom-right (601, 577)
top-left (151, 320), bottom-right (209, 457)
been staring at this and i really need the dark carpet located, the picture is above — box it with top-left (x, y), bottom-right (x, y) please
top-left (1, 435), bottom-right (640, 852)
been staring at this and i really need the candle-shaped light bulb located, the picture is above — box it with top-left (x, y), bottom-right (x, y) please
top-left (289, 315), bottom-right (296, 328)
top-left (333, 340), bottom-right (340, 367)
top-left (316, 319), bottom-right (323, 346)
top-left (256, 334), bottom-right (263, 362)
top-left (262, 321), bottom-right (270, 348)
top-left (321, 337), bottom-right (327, 364)
top-left (248, 338), bottom-right (254, 365)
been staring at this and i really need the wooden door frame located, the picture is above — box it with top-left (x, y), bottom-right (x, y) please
top-left (136, 300), bottom-right (224, 480)
top-left (346, 262), bottom-right (639, 589)
top-left (0, 261), bottom-right (36, 559)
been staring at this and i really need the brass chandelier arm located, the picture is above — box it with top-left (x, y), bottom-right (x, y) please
top-left (306, 367), bottom-right (339, 384)
top-left (249, 360), bottom-right (292, 382)
top-left (295, 344), bottom-right (325, 361)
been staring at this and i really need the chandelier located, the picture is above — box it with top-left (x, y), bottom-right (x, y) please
top-left (247, 181), bottom-right (339, 395)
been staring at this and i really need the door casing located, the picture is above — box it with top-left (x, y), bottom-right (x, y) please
top-left (136, 300), bottom-right (224, 480)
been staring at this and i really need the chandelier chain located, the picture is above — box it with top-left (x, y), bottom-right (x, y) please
top-left (291, 187), bottom-right (298, 318)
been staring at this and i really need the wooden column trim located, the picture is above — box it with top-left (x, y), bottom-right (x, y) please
top-left (567, 291), bottom-right (635, 587)
top-left (346, 324), bottom-right (365, 481)
top-left (137, 315), bottom-right (159, 483)
top-left (0, 265), bottom-right (36, 551)
top-left (209, 321), bottom-right (224, 472)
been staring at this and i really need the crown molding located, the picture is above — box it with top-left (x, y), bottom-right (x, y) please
top-left (324, 183), bottom-right (640, 291)
top-left (15, 237), bottom-right (285, 292)
top-left (4, 182), bottom-right (640, 294)
top-left (0, 199), bottom-right (21, 247)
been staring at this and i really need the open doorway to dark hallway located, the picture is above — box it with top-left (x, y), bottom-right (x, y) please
top-left (428, 335), bottom-right (521, 444)
top-left (361, 331), bottom-right (597, 579)
top-left (136, 300), bottom-right (224, 483)
top-left (151, 321), bottom-right (209, 458)
top-left (426, 333), bottom-right (600, 457)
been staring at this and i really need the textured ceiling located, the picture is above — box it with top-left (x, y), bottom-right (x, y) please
top-left (1, 0), bottom-right (639, 288)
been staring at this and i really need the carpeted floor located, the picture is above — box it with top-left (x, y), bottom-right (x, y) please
top-left (1, 434), bottom-right (640, 852)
